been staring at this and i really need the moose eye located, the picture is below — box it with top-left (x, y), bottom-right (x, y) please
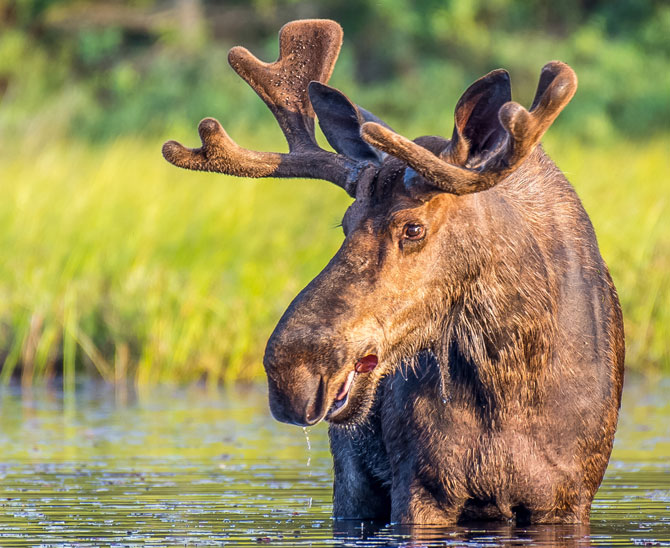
top-left (403, 223), bottom-right (425, 240)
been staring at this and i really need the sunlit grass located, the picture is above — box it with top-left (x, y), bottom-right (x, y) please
top-left (545, 136), bottom-right (670, 371)
top-left (0, 134), bottom-right (667, 386)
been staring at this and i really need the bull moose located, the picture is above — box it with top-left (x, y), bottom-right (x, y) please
top-left (163, 19), bottom-right (624, 525)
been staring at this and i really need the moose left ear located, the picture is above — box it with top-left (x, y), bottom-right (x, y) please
top-left (308, 81), bottom-right (384, 164)
top-left (448, 69), bottom-right (512, 167)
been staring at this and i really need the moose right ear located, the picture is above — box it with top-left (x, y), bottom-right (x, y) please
top-left (308, 81), bottom-right (384, 164)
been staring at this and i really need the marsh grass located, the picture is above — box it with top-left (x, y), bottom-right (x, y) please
top-left (0, 133), bottom-right (667, 387)
top-left (547, 137), bottom-right (670, 370)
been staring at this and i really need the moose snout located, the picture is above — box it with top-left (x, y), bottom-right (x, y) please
top-left (266, 371), bottom-right (327, 426)
top-left (262, 250), bottom-right (367, 426)
top-left (264, 327), bottom-right (333, 425)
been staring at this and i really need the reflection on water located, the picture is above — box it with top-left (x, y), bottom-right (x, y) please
top-left (0, 375), bottom-right (668, 547)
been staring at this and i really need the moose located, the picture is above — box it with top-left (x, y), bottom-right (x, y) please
top-left (163, 20), bottom-right (624, 525)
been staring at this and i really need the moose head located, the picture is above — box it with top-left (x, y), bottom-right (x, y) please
top-left (162, 19), bottom-right (577, 427)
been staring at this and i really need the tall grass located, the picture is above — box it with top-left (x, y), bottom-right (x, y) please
top-left (0, 132), bottom-right (351, 387)
top-left (0, 133), bottom-right (667, 387)
top-left (546, 137), bottom-right (670, 370)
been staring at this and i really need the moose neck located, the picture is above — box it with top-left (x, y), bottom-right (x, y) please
top-left (433, 158), bottom-right (559, 420)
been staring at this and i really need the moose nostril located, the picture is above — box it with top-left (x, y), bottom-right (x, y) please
top-left (304, 376), bottom-right (326, 425)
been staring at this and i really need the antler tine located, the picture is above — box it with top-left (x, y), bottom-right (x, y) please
top-left (360, 62), bottom-right (577, 195)
top-left (162, 20), bottom-right (368, 195)
top-left (163, 118), bottom-right (282, 178)
top-left (228, 19), bottom-right (343, 152)
top-left (492, 61), bottom-right (577, 171)
top-left (162, 114), bottom-right (365, 191)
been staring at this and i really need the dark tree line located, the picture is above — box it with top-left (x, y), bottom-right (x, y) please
top-left (1, 0), bottom-right (668, 140)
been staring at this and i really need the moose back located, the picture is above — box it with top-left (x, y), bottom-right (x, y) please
top-left (163, 20), bottom-right (625, 525)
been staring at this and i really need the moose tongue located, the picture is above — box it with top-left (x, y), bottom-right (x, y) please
top-left (355, 354), bottom-right (378, 373)
top-left (335, 370), bottom-right (356, 401)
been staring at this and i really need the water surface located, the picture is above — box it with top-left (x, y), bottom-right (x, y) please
top-left (0, 375), bottom-right (668, 546)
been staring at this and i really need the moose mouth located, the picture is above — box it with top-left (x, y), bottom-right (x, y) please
top-left (326, 354), bottom-right (378, 421)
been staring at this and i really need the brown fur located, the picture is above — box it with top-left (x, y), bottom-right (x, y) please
top-left (265, 145), bottom-right (624, 525)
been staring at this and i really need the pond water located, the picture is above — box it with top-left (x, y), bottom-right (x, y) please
top-left (0, 374), bottom-right (668, 547)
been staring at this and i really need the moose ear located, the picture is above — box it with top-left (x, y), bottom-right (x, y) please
top-left (449, 69), bottom-right (512, 166)
top-left (308, 81), bottom-right (384, 164)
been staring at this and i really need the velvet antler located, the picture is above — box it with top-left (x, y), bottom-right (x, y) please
top-left (360, 61), bottom-right (577, 195)
top-left (162, 19), bottom-right (372, 195)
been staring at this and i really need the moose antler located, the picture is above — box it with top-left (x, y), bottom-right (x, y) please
top-left (360, 62), bottom-right (577, 195)
top-left (162, 19), bottom-right (372, 195)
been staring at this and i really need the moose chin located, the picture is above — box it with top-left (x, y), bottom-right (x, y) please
top-left (163, 19), bottom-right (624, 526)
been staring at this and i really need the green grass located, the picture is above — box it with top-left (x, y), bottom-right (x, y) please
top-left (546, 137), bottom-right (670, 371)
top-left (0, 133), bottom-right (668, 386)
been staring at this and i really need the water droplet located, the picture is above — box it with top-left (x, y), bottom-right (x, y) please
top-left (302, 427), bottom-right (312, 475)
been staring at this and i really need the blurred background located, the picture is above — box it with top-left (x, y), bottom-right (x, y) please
top-left (0, 0), bottom-right (668, 390)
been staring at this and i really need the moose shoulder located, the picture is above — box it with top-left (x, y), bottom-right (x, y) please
top-left (163, 19), bottom-right (624, 525)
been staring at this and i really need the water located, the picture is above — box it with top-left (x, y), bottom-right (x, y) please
top-left (0, 375), bottom-right (668, 547)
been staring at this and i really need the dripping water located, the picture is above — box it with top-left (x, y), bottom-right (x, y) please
top-left (303, 426), bottom-right (313, 509)
top-left (302, 426), bottom-right (312, 475)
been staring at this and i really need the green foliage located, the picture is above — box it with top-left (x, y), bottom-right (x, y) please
top-left (0, 0), bottom-right (668, 143)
